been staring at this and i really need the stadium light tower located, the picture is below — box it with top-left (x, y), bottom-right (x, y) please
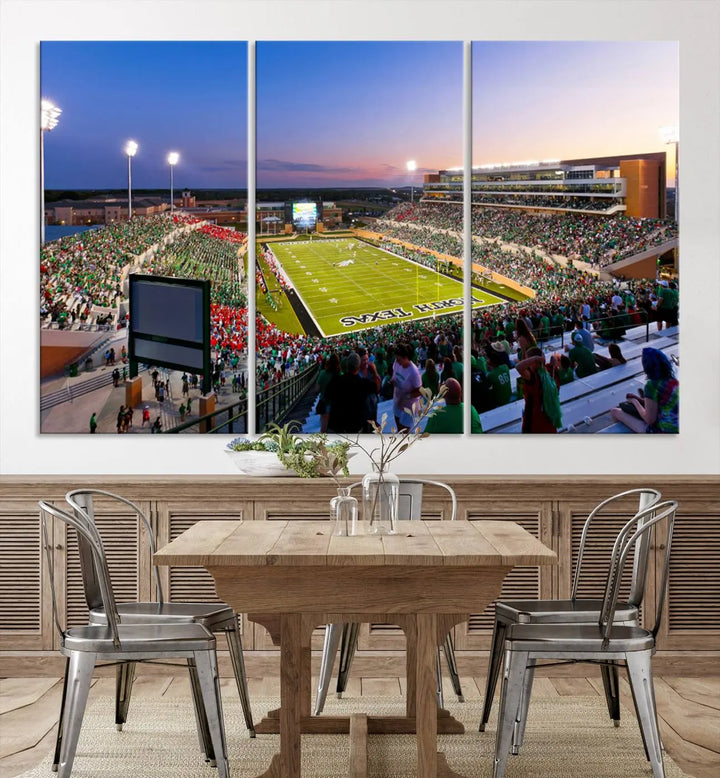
top-left (167, 151), bottom-right (179, 215)
top-left (40, 99), bottom-right (62, 244)
top-left (125, 140), bottom-right (138, 220)
top-left (406, 159), bottom-right (417, 203)
top-left (659, 126), bottom-right (678, 224)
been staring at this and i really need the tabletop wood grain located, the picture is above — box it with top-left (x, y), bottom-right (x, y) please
top-left (154, 519), bottom-right (557, 568)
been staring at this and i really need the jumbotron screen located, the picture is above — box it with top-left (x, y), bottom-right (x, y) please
top-left (292, 202), bottom-right (318, 228)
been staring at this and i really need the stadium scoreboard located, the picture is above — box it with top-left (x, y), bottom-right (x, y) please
top-left (290, 201), bottom-right (319, 229)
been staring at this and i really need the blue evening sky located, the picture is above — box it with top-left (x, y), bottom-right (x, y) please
top-left (40, 40), bottom-right (678, 189)
top-left (41, 41), bottom-right (247, 189)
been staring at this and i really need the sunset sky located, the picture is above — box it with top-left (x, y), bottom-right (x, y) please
top-left (41, 40), bottom-right (678, 189)
top-left (472, 41), bottom-right (679, 180)
top-left (256, 41), bottom-right (462, 188)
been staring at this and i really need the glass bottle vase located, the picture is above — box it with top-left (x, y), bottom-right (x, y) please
top-left (330, 487), bottom-right (358, 537)
top-left (362, 470), bottom-right (399, 535)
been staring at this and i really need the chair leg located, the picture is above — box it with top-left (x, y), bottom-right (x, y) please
top-left (56, 651), bottom-right (95, 778)
top-left (336, 622), bottom-right (360, 698)
top-left (314, 623), bottom-right (343, 715)
top-left (436, 648), bottom-right (444, 709)
top-left (188, 658), bottom-right (215, 765)
top-left (52, 656), bottom-right (71, 771)
top-left (493, 649), bottom-right (529, 778)
top-left (625, 651), bottom-right (665, 778)
top-left (511, 660), bottom-right (536, 754)
top-left (480, 618), bottom-right (507, 731)
top-left (225, 621), bottom-right (255, 736)
top-left (115, 661), bottom-right (136, 731)
top-left (194, 649), bottom-right (230, 778)
top-left (443, 632), bottom-right (464, 702)
top-left (600, 660), bottom-right (621, 726)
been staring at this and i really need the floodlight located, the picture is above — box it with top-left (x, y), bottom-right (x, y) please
top-left (125, 141), bottom-right (138, 220)
top-left (406, 160), bottom-right (419, 203)
top-left (41, 99), bottom-right (62, 131)
top-left (40, 99), bottom-right (62, 244)
top-left (167, 152), bottom-right (180, 213)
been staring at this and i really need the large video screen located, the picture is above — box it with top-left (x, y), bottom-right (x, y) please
top-left (129, 274), bottom-right (210, 375)
top-left (292, 202), bottom-right (318, 228)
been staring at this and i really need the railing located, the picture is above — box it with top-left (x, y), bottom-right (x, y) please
top-left (41, 320), bottom-right (115, 332)
top-left (166, 396), bottom-right (249, 435)
top-left (525, 308), bottom-right (650, 350)
top-left (165, 364), bottom-right (318, 435)
top-left (256, 364), bottom-right (319, 431)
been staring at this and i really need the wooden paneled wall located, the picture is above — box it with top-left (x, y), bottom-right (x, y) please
top-left (1, 475), bottom-right (718, 676)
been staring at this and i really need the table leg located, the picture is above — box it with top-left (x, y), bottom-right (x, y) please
top-left (280, 613), bottom-right (302, 777)
top-left (416, 613), bottom-right (438, 777)
top-left (256, 613), bottom-right (314, 778)
top-left (415, 614), bottom-right (469, 778)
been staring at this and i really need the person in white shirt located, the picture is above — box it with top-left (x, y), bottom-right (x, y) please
top-left (391, 343), bottom-right (422, 431)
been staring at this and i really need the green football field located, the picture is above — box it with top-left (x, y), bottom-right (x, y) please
top-left (265, 238), bottom-right (508, 337)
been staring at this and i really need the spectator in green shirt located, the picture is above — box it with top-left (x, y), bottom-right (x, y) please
top-left (567, 331), bottom-right (598, 378)
top-left (425, 378), bottom-right (483, 434)
top-left (657, 280), bottom-right (679, 329)
top-left (421, 359), bottom-right (440, 396)
top-left (484, 343), bottom-right (513, 408)
top-left (548, 353), bottom-right (575, 386)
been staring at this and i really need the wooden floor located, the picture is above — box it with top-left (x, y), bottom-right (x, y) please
top-left (1, 675), bottom-right (718, 778)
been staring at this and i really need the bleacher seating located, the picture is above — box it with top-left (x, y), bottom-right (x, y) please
top-left (300, 327), bottom-right (679, 435)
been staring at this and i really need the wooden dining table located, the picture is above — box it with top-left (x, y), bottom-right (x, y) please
top-left (154, 518), bottom-right (556, 778)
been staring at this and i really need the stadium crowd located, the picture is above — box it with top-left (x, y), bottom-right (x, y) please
top-left (40, 213), bottom-right (202, 325)
top-left (379, 201), bottom-right (677, 267)
top-left (147, 228), bottom-right (246, 308)
top-left (40, 200), bottom-right (678, 434)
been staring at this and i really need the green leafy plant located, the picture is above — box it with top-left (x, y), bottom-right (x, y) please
top-left (228, 422), bottom-right (351, 481)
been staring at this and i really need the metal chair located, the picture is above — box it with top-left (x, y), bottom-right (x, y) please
top-left (57, 488), bottom-right (253, 766)
top-left (493, 500), bottom-right (677, 778)
top-left (314, 478), bottom-right (462, 716)
top-left (39, 500), bottom-right (230, 778)
top-left (480, 487), bottom-right (662, 734)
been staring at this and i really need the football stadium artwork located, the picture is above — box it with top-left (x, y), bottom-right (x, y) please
top-left (255, 40), bottom-right (467, 435)
top-left (39, 41), bottom-right (249, 435)
top-left (467, 41), bottom-right (679, 434)
top-left (38, 39), bottom-right (678, 437)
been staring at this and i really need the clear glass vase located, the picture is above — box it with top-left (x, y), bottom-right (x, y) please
top-left (330, 486), bottom-right (358, 537)
top-left (362, 470), bottom-right (399, 535)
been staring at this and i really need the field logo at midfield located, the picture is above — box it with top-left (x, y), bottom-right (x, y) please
top-left (340, 307), bottom-right (413, 326)
top-left (339, 298), bottom-right (464, 327)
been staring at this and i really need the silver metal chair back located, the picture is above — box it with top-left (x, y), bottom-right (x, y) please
top-left (571, 488), bottom-right (661, 607)
top-left (67, 489), bottom-right (164, 606)
top-left (600, 499), bottom-right (677, 642)
top-left (348, 478), bottom-right (458, 521)
top-left (40, 499), bottom-right (121, 647)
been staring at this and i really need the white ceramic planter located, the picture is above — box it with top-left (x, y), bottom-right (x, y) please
top-left (225, 450), bottom-right (297, 477)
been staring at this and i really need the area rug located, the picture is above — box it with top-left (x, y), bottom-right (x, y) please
top-left (19, 694), bottom-right (689, 778)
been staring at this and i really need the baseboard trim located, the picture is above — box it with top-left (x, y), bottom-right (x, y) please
top-left (2, 650), bottom-right (718, 678)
